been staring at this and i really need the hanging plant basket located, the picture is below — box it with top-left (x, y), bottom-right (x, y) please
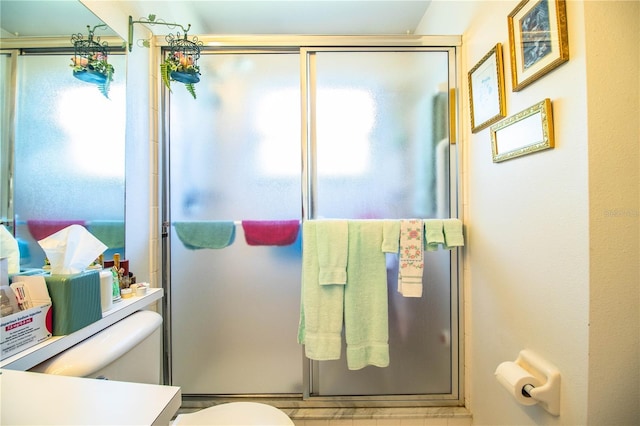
top-left (170, 71), bottom-right (200, 84)
top-left (70, 56), bottom-right (114, 98)
top-left (161, 32), bottom-right (203, 100)
top-left (70, 25), bottom-right (114, 99)
top-left (73, 69), bottom-right (108, 84)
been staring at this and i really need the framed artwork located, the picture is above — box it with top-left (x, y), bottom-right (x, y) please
top-left (490, 98), bottom-right (554, 162)
top-left (508, 0), bottom-right (569, 91)
top-left (468, 43), bottom-right (506, 133)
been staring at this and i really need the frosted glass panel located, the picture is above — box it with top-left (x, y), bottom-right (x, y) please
top-left (169, 53), bottom-right (303, 394)
top-left (13, 54), bottom-right (126, 268)
top-left (313, 51), bottom-right (452, 395)
top-left (314, 51), bottom-right (450, 220)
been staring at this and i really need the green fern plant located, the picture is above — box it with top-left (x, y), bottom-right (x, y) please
top-left (160, 60), bottom-right (173, 92)
top-left (161, 52), bottom-right (200, 99)
top-left (184, 83), bottom-right (197, 99)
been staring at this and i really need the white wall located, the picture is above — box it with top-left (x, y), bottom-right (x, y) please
top-left (82, 1), bottom-right (160, 286)
top-left (418, 1), bottom-right (639, 424)
top-left (583, 1), bottom-right (639, 423)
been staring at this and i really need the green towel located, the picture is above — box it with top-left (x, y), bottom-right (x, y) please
top-left (88, 220), bottom-right (125, 248)
top-left (298, 221), bottom-right (344, 360)
top-left (174, 221), bottom-right (236, 250)
top-left (424, 219), bottom-right (444, 251)
top-left (316, 220), bottom-right (348, 285)
top-left (443, 218), bottom-right (464, 249)
top-left (344, 221), bottom-right (389, 370)
top-left (381, 220), bottom-right (400, 253)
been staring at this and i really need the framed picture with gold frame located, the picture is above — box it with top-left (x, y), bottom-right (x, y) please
top-left (490, 98), bottom-right (554, 163)
top-left (508, 0), bottom-right (569, 91)
top-left (468, 43), bottom-right (506, 133)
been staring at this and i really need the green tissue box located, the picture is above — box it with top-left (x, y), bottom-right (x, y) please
top-left (45, 270), bottom-right (102, 335)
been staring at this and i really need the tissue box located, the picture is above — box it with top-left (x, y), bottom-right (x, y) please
top-left (8, 268), bottom-right (47, 284)
top-left (44, 270), bottom-right (102, 335)
top-left (1, 302), bottom-right (53, 360)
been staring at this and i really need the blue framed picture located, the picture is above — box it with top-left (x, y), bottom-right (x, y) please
top-left (508, 0), bottom-right (569, 91)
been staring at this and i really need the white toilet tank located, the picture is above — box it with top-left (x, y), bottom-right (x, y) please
top-left (30, 310), bottom-right (163, 384)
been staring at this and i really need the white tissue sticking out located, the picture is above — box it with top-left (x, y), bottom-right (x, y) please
top-left (38, 224), bottom-right (107, 274)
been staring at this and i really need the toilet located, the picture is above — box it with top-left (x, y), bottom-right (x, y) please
top-left (172, 402), bottom-right (294, 425)
top-left (30, 310), bottom-right (163, 384)
top-left (29, 310), bottom-right (294, 424)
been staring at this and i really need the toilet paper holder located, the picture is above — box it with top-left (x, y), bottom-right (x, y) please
top-left (498, 349), bottom-right (561, 416)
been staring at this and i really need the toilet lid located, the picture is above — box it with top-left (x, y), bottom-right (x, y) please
top-left (172, 402), bottom-right (294, 425)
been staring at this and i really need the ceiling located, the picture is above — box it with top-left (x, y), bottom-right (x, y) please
top-left (0, 0), bottom-right (433, 39)
top-left (0, 1), bottom-right (112, 38)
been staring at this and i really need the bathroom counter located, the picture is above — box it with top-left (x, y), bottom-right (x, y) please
top-left (0, 368), bottom-right (181, 425)
top-left (0, 288), bottom-right (163, 371)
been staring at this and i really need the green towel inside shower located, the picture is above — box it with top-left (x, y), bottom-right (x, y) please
top-left (174, 221), bottom-right (236, 249)
top-left (88, 220), bottom-right (125, 248)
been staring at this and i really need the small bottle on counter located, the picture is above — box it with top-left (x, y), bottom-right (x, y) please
top-left (111, 253), bottom-right (121, 302)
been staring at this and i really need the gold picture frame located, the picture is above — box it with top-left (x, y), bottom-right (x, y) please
top-left (490, 98), bottom-right (554, 163)
top-left (468, 43), bottom-right (506, 133)
top-left (508, 0), bottom-right (569, 91)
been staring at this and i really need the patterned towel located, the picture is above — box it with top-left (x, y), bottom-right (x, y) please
top-left (397, 219), bottom-right (424, 298)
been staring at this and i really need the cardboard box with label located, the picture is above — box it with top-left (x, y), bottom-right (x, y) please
top-left (1, 302), bottom-right (53, 360)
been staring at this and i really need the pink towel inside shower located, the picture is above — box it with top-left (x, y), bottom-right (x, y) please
top-left (241, 220), bottom-right (300, 246)
top-left (27, 220), bottom-right (86, 241)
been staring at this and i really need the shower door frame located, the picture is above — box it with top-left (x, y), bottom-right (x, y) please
top-left (301, 45), bottom-right (463, 406)
top-left (160, 35), bottom-right (464, 408)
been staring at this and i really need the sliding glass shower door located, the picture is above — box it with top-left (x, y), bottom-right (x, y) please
top-left (165, 44), bottom-right (459, 401)
top-left (306, 49), bottom-right (455, 397)
top-left (167, 52), bottom-right (303, 394)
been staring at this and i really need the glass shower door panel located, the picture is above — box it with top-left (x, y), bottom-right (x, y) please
top-left (313, 50), bottom-right (452, 395)
top-left (169, 53), bottom-right (303, 394)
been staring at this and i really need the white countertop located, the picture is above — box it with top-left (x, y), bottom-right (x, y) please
top-left (0, 369), bottom-right (181, 425)
top-left (1, 288), bottom-right (164, 371)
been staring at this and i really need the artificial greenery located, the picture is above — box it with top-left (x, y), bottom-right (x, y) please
top-left (70, 53), bottom-right (115, 98)
top-left (160, 52), bottom-right (200, 99)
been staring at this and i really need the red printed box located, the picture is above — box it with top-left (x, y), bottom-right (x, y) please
top-left (1, 303), bottom-right (53, 360)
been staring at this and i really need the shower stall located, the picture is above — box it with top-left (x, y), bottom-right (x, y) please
top-left (162, 36), bottom-right (462, 406)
